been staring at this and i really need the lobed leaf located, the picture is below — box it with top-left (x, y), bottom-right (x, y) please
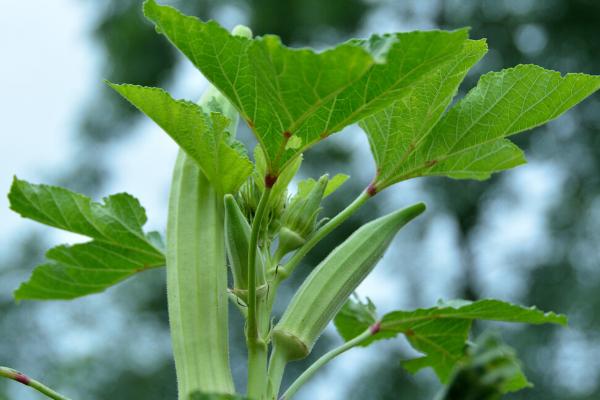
top-left (108, 83), bottom-right (252, 194)
top-left (9, 178), bottom-right (165, 300)
top-left (334, 298), bottom-right (566, 382)
top-left (362, 62), bottom-right (600, 189)
top-left (143, 0), bottom-right (470, 174)
top-left (361, 39), bottom-right (488, 189)
top-left (382, 299), bottom-right (565, 381)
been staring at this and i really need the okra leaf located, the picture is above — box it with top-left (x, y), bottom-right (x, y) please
top-left (334, 298), bottom-right (565, 382)
top-left (9, 178), bottom-right (165, 300)
top-left (334, 295), bottom-right (377, 342)
top-left (386, 299), bottom-right (565, 381)
top-left (362, 63), bottom-right (600, 190)
top-left (435, 332), bottom-right (531, 399)
top-left (108, 83), bottom-right (252, 194)
top-left (144, 0), bottom-right (470, 174)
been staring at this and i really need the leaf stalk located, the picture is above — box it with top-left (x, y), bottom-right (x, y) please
top-left (0, 366), bottom-right (72, 400)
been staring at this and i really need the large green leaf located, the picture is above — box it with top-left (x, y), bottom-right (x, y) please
top-left (9, 178), bottom-right (165, 300)
top-left (360, 39), bottom-right (487, 190)
top-left (362, 63), bottom-right (600, 190)
top-left (108, 83), bottom-right (252, 194)
top-left (334, 298), bottom-right (566, 382)
top-left (143, 0), bottom-right (470, 174)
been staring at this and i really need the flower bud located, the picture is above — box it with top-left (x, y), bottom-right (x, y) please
top-left (277, 175), bottom-right (328, 257)
top-left (224, 194), bottom-right (266, 300)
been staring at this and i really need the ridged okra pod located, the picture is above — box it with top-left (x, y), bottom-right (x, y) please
top-left (273, 203), bottom-right (426, 360)
top-left (167, 86), bottom-right (239, 397)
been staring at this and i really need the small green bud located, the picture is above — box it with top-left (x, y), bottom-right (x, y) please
top-left (237, 177), bottom-right (285, 241)
top-left (232, 24), bottom-right (253, 39)
top-left (224, 194), bottom-right (266, 301)
top-left (273, 202), bottom-right (426, 360)
top-left (237, 178), bottom-right (261, 221)
top-left (277, 175), bottom-right (328, 257)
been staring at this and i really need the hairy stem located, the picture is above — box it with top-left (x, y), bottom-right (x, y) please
top-left (280, 328), bottom-right (373, 400)
top-left (277, 189), bottom-right (370, 280)
top-left (0, 366), bottom-right (71, 400)
top-left (167, 151), bottom-right (234, 397)
top-left (247, 185), bottom-right (272, 398)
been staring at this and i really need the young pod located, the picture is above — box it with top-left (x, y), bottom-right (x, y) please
top-left (224, 194), bottom-right (266, 301)
top-left (272, 202), bottom-right (426, 360)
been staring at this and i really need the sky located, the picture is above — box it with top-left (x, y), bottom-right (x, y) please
top-left (0, 0), bottom-right (96, 252)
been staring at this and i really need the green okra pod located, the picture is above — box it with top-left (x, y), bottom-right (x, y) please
top-left (167, 75), bottom-right (245, 396)
top-left (167, 152), bottom-right (234, 396)
top-left (272, 202), bottom-right (426, 360)
top-left (224, 194), bottom-right (267, 301)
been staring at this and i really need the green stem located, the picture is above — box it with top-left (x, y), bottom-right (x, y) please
top-left (277, 190), bottom-right (370, 280)
top-left (266, 344), bottom-right (289, 399)
top-left (247, 185), bottom-right (272, 399)
top-left (279, 328), bottom-right (373, 400)
top-left (247, 186), bottom-right (272, 340)
top-left (0, 366), bottom-right (71, 400)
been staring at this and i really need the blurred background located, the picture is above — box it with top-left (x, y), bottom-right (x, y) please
top-left (1, 0), bottom-right (599, 399)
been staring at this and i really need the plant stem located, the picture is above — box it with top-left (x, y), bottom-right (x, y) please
top-left (279, 329), bottom-right (373, 400)
top-left (247, 185), bottom-right (272, 399)
top-left (247, 186), bottom-right (272, 341)
top-left (0, 366), bottom-right (72, 400)
top-left (266, 344), bottom-right (289, 399)
top-left (277, 190), bottom-right (370, 280)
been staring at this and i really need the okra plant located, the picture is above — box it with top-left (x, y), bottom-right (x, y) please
top-left (3, 1), bottom-right (600, 399)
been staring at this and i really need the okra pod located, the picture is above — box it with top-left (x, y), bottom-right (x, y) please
top-left (167, 82), bottom-right (244, 397)
top-left (167, 152), bottom-right (234, 396)
top-left (273, 203), bottom-right (426, 360)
